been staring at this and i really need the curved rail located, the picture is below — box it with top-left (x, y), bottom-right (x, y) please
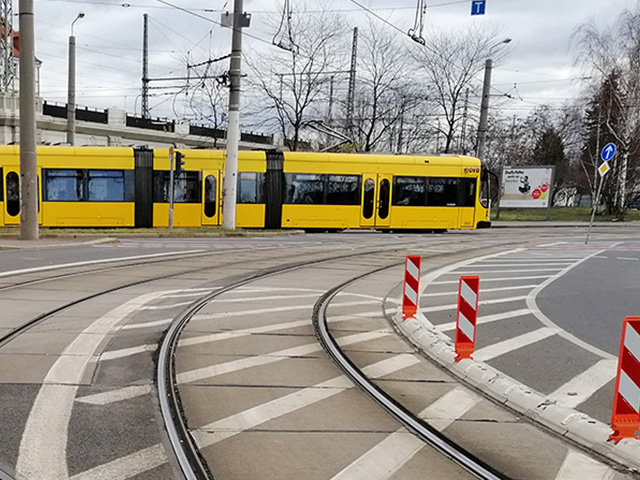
top-left (312, 267), bottom-right (509, 480)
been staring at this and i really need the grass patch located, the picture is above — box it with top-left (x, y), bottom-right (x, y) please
top-left (493, 207), bottom-right (640, 222)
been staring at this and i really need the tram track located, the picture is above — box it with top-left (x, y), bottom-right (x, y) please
top-left (0, 230), bottom-right (590, 480)
top-left (312, 264), bottom-right (507, 480)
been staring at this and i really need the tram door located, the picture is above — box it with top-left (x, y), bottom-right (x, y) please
top-left (202, 170), bottom-right (222, 226)
top-left (3, 167), bottom-right (42, 226)
top-left (360, 174), bottom-right (392, 228)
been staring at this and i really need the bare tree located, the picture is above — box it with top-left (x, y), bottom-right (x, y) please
top-left (245, 4), bottom-right (347, 151)
top-left (410, 26), bottom-right (506, 153)
top-left (573, 7), bottom-right (640, 217)
top-left (347, 22), bottom-right (425, 152)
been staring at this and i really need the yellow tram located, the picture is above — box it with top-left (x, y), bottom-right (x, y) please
top-left (0, 146), bottom-right (491, 231)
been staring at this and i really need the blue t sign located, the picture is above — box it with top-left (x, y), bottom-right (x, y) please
top-left (471, 0), bottom-right (486, 15)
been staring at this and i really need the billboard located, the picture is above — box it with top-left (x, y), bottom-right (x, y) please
top-left (500, 166), bottom-right (554, 209)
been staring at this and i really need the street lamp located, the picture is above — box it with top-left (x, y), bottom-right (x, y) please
top-left (476, 38), bottom-right (511, 160)
top-left (67, 12), bottom-right (85, 145)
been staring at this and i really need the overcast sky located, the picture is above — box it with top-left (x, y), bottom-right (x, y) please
top-left (24, 0), bottom-right (640, 124)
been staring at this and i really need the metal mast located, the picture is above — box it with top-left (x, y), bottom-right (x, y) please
top-left (142, 13), bottom-right (149, 118)
top-left (0, 0), bottom-right (15, 93)
top-left (346, 27), bottom-right (357, 137)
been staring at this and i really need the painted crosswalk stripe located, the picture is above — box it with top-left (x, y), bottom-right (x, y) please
top-left (547, 359), bottom-right (617, 408)
top-left (330, 387), bottom-right (478, 479)
top-left (474, 328), bottom-right (556, 362)
top-left (191, 354), bottom-right (420, 448)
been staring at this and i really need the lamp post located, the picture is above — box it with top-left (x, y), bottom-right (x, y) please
top-left (66, 12), bottom-right (84, 145)
top-left (476, 38), bottom-right (511, 160)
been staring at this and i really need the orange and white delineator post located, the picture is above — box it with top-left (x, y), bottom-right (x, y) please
top-left (454, 276), bottom-right (480, 362)
top-left (609, 317), bottom-right (640, 443)
top-left (402, 255), bottom-right (421, 320)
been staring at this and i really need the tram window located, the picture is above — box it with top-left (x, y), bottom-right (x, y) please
top-left (43, 169), bottom-right (84, 201)
top-left (87, 170), bottom-right (125, 202)
top-left (362, 178), bottom-right (375, 219)
top-left (327, 175), bottom-right (360, 205)
top-left (378, 178), bottom-right (391, 219)
top-left (0, 168), bottom-right (3, 201)
top-left (461, 178), bottom-right (476, 207)
top-left (153, 171), bottom-right (202, 203)
top-left (284, 173), bottom-right (324, 204)
top-left (426, 178), bottom-right (459, 207)
top-left (393, 177), bottom-right (426, 206)
top-left (204, 175), bottom-right (216, 218)
top-left (6, 171), bottom-right (19, 216)
top-left (238, 172), bottom-right (265, 204)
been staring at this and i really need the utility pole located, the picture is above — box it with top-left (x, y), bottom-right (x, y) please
top-left (19, 0), bottom-right (38, 240)
top-left (476, 38), bottom-right (511, 160)
top-left (142, 13), bottom-right (149, 118)
top-left (476, 58), bottom-right (492, 161)
top-left (346, 27), bottom-right (357, 139)
top-left (222, 0), bottom-right (249, 230)
top-left (67, 12), bottom-right (84, 145)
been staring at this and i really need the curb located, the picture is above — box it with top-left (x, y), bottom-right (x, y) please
top-left (392, 312), bottom-right (640, 472)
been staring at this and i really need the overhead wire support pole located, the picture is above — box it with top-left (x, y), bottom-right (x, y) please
top-left (19, 0), bottom-right (38, 240)
top-left (346, 27), bottom-right (358, 141)
top-left (142, 13), bottom-right (149, 118)
top-left (67, 12), bottom-right (84, 146)
top-left (222, 0), bottom-right (250, 231)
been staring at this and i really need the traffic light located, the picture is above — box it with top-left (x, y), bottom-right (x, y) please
top-left (175, 151), bottom-right (186, 175)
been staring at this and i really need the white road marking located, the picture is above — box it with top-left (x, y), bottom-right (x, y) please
top-left (69, 444), bottom-right (167, 480)
top-left (617, 257), bottom-right (639, 261)
top-left (547, 359), bottom-right (617, 408)
top-left (191, 354), bottom-right (420, 448)
top-left (142, 301), bottom-right (194, 310)
top-left (468, 263), bottom-right (573, 267)
top-left (177, 329), bottom-right (391, 384)
top-left (419, 387), bottom-right (479, 430)
top-left (431, 275), bottom-right (551, 285)
top-left (421, 295), bottom-right (528, 313)
top-left (192, 300), bottom-right (380, 321)
top-left (438, 309), bottom-right (531, 332)
top-left (76, 385), bottom-right (153, 406)
top-left (100, 344), bottom-right (157, 361)
top-left (16, 292), bottom-right (166, 480)
top-left (0, 250), bottom-right (206, 279)
top-left (423, 284), bottom-right (538, 298)
top-left (121, 318), bottom-right (172, 330)
top-left (554, 450), bottom-right (616, 480)
top-left (474, 328), bottom-right (556, 362)
top-left (329, 387), bottom-right (479, 480)
top-left (450, 268), bottom-right (565, 274)
top-left (526, 246), bottom-right (618, 360)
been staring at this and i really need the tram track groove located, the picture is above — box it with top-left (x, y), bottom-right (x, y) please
top-left (312, 265), bottom-right (508, 480)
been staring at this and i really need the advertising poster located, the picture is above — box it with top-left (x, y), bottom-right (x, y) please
top-left (500, 167), bottom-right (554, 209)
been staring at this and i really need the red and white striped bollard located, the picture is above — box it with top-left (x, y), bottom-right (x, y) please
top-left (609, 316), bottom-right (640, 443)
top-left (454, 276), bottom-right (480, 362)
top-left (402, 255), bottom-right (421, 320)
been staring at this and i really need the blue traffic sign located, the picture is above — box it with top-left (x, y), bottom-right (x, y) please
top-left (601, 143), bottom-right (617, 162)
top-left (471, 0), bottom-right (486, 15)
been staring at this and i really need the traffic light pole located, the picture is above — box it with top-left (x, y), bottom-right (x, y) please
top-left (222, 0), bottom-right (245, 230)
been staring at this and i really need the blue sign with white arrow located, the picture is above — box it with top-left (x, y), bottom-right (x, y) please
top-left (471, 0), bottom-right (486, 15)
top-left (601, 143), bottom-right (617, 162)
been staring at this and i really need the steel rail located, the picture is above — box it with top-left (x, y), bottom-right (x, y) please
top-left (312, 268), bottom-right (510, 480)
